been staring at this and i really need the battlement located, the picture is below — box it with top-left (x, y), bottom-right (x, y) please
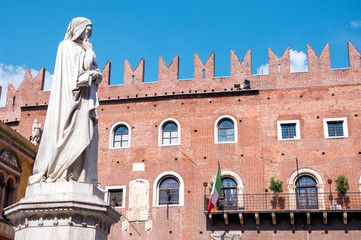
top-left (1, 41), bottom-right (361, 123)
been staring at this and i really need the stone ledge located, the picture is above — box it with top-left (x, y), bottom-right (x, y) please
top-left (4, 182), bottom-right (121, 240)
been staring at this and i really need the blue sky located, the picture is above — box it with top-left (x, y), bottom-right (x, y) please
top-left (1, 0), bottom-right (361, 106)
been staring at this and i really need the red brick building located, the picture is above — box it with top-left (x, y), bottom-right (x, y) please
top-left (1, 41), bottom-right (361, 239)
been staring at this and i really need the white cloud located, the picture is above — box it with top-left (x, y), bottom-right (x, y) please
top-left (256, 64), bottom-right (269, 74)
top-left (0, 64), bottom-right (53, 107)
top-left (256, 49), bottom-right (308, 74)
top-left (350, 20), bottom-right (361, 29)
top-left (290, 49), bottom-right (307, 72)
top-left (44, 71), bottom-right (54, 91)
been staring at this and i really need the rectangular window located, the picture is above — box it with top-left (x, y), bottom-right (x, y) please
top-left (327, 121), bottom-right (343, 137)
top-left (108, 189), bottom-right (123, 207)
top-left (323, 118), bottom-right (348, 138)
top-left (281, 124), bottom-right (296, 139)
top-left (277, 120), bottom-right (300, 141)
top-left (105, 186), bottom-right (126, 208)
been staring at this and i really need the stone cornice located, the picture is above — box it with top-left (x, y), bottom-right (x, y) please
top-left (0, 121), bottom-right (37, 158)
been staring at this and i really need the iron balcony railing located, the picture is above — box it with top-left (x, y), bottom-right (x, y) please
top-left (204, 192), bottom-right (361, 211)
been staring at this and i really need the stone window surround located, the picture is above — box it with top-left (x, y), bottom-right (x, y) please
top-left (153, 171), bottom-right (184, 207)
top-left (0, 170), bottom-right (18, 216)
top-left (158, 118), bottom-right (181, 147)
top-left (210, 169), bottom-right (245, 208)
top-left (214, 115), bottom-right (238, 144)
top-left (277, 120), bottom-right (301, 141)
top-left (104, 185), bottom-right (126, 208)
top-left (109, 122), bottom-right (131, 149)
top-left (287, 167), bottom-right (325, 210)
top-left (323, 117), bottom-right (348, 139)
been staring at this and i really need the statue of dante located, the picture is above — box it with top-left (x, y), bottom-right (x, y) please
top-left (28, 17), bottom-right (102, 185)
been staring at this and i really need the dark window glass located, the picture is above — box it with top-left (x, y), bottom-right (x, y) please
top-left (327, 121), bottom-right (343, 137)
top-left (220, 178), bottom-right (237, 209)
top-left (162, 122), bottom-right (178, 145)
top-left (113, 125), bottom-right (129, 147)
top-left (281, 123), bottom-right (296, 139)
top-left (108, 189), bottom-right (123, 207)
top-left (2, 180), bottom-right (14, 218)
top-left (296, 176), bottom-right (318, 209)
top-left (218, 119), bottom-right (234, 142)
top-left (159, 177), bottom-right (179, 205)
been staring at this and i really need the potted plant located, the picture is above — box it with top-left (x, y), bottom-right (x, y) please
top-left (335, 175), bottom-right (350, 209)
top-left (269, 177), bottom-right (283, 210)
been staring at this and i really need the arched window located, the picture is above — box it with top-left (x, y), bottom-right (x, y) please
top-left (2, 178), bottom-right (15, 218)
top-left (109, 122), bottom-right (131, 149)
top-left (159, 119), bottom-right (180, 146)
top-left (159, 177), bottom-right (179, 205)
top-left (214, 116), bottom-right (237, 143)
top-left (114, 125), bottom-right (129, 148)
top-left (3, 180), bottom-right (11, 210)
top-left (296, 176), bottom-right (318, 209)
top-left (153, 171), bottom-right (184, 206)
top-left (220, 177), bottom-right (237, 210)
top-left (218, 119), bottom-right (234, 142)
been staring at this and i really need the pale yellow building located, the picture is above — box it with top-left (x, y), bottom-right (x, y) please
top-left (0, 121), bottom-right (36, 240)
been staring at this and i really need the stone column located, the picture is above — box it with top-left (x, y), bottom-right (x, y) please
top-left (5, 182), bottom-right (121, 240)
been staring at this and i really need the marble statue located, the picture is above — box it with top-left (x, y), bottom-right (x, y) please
top-left (28, 17), bottom-right (102, 185)
top-left (30, 119), bottom-right (41, 146)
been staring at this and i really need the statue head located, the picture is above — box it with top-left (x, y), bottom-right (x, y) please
top-left (64, 17), bottom-right (92, 41)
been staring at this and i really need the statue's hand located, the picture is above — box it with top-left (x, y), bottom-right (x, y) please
top-left (83, 38), bottom-right (93, 51)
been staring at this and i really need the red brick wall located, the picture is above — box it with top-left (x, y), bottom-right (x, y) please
top-left (1, 41), bottom-right (361, 239)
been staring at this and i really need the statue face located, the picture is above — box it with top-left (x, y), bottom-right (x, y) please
top-left (85, 25), bottom-right (92, 38)
top-left (79, 25), bottom-right (92, 41)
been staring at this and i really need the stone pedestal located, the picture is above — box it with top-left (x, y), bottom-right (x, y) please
top-left (4, 182), bottom-right (121, 240)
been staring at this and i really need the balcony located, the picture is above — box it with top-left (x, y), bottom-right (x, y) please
top-left (204, 192), bottom-right (361, 228)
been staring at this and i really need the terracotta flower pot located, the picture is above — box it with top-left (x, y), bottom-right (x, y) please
top-left (275, 205), bottom-right (281, 210)
top-left (213, 206), bottom-right (219, 211)
top-left (342, 204), bottom-right (347, 209)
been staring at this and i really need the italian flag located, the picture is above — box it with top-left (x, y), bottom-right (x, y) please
top-left (207, 165), bottom-right (222, 215)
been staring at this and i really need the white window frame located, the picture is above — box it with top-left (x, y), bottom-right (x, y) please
top-left (287, 167), bottom-right (325, 210)
top-left (277, 120), bottom-right (301, 141)
top-left (216, 169), bottom-right (245, 209)
top-left (104, 185), bottom-right (126, 208)
top-left (323, 117), bottom-right (348, 139)
top-left (158, 118), bottom-right (181, 146)
top-left (109, 122), bottom-right (131, 149)
top-left (153, 171), bottom-right (184, 207)
top-left (214, 115), bottom-right (238, 144)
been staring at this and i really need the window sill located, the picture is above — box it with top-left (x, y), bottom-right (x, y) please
top-left (112, 206), bottom-right (125, 209)
top-left (159, 144), bottom-right (180, 147)
top-left (109, 146), bottom-right (130, 149)
top-left (324, 136), bottom-right (348, 139)
top-left (153, 204), bottom-right (183, 207)
top-left (278, 138), bottom-right (300, 141)
top-left (215, 141), bottom-right (237, 144)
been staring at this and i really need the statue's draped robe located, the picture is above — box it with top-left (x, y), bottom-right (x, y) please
top-left (28, 40), bottom-right (100, 185)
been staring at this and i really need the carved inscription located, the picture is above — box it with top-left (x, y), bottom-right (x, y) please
top-left (126, 179), bottom-right (150, 221)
